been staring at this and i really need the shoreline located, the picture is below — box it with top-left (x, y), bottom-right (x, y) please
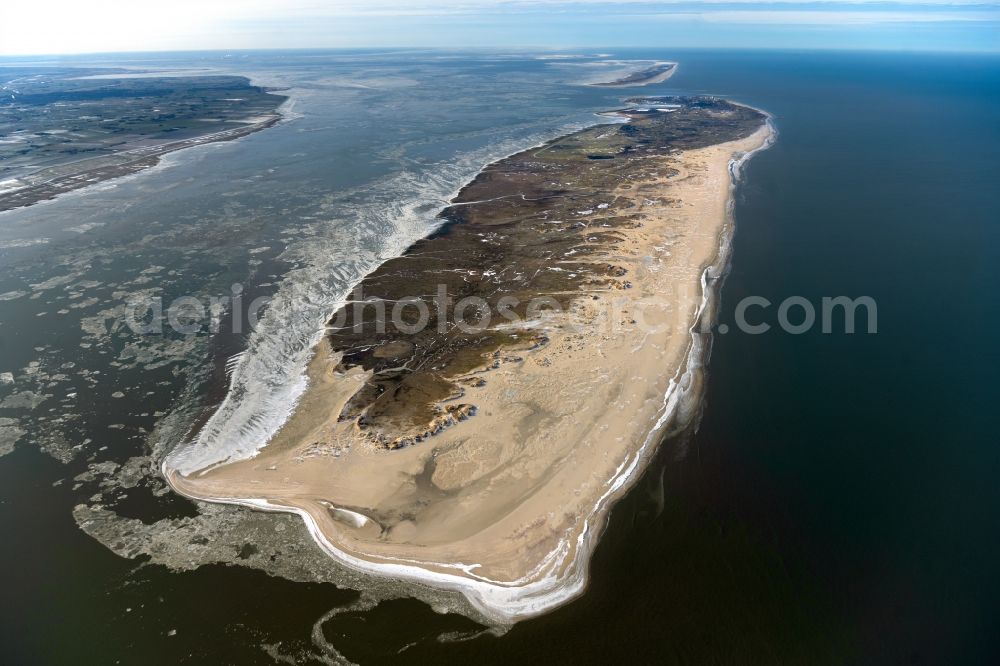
top-left (0, 112), bottom-right (284, 214)
top-left (163, 116), bottom-right (609, 478)
top-left (164, 102), bottom-right (775, 624)
top-left (589, 61), bottom-right (677, 87)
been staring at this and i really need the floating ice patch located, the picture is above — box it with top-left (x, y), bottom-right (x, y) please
top-left (0, 390), bottom-right (47, 410)
top-left (0, 238), bottom-right (50, 249)
top-left (0, 178), bottom-right (26, 193)
top-left (0, 418), bottom-right (26, 457)
top-left (67, 222), bottom-right (105, 234)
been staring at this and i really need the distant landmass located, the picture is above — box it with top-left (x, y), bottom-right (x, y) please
top-left (0, 70), bottom-right (286, 211)
top-left (589, 61), bottom-right (676, 87)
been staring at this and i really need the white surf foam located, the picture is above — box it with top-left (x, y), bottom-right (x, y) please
top-left (164, 124), bottom-right (594, 476)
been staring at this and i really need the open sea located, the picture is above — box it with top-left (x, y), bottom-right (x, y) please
top-left (0, 49), bottom-right (997, 664)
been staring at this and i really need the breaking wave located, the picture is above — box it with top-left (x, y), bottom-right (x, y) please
top-left (164, 125), bottom-right (593, 475)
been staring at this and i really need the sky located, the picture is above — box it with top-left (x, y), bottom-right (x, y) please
top-left (1, 1), bottom-right (998, 56)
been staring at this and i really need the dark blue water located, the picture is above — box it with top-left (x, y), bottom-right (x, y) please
top-left (1, 50), bottom-right (998, 664)
top-left (382, 51), bottom-right (1000, 666)
top-left (475, 50), bottom-right (1000, 665)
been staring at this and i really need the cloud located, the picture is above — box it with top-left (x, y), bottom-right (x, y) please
top-left (243, 1), bottom-right (1000, 22)
top-left (284, 0), bottom-right (1000, 10)
top-left (689, 9), bottom-right (999, 23)
top-left (1, 0), bottom-right (997, 55)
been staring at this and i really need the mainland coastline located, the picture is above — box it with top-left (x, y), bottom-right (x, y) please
top-left (164, 95), bottom-right (774, 623)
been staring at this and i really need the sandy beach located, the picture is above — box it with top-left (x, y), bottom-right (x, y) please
top-left (590, 61), bottom-right (677, 87)
top-left (166, 106), bottom-right (773, 624)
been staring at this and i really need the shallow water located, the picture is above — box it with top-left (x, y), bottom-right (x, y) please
top-left (0, 49), bottom-right (997, 664)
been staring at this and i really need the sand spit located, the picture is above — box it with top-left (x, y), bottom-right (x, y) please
top-left (590, 61), bottom-right (677, 87)
top-left (166, 101), bottom-right (774, 624)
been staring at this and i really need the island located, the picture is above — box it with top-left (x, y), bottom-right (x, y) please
top-left (165, 96), bottom-right (774, 624)
top-left (589, 61), bottom-right (677, 87)
top-left (0, 71), bottom-right (287, 212)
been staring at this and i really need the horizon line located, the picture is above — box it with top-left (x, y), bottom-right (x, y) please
top-left (2, 43), bottom-right (1000, 60)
